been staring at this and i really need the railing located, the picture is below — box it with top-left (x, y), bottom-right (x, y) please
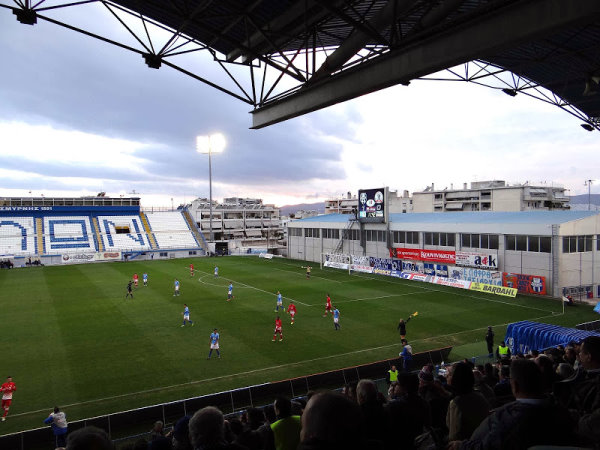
top-left (0, 347), bottom-right (451, 450)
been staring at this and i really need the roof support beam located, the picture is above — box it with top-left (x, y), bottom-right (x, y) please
top-left (251, 0), bottom-right (600, 129)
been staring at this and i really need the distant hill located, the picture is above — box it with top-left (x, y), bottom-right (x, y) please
top-left (279, 202), bottom-right (325, 216)
top-left (570, 194), bottom-right (600, 205)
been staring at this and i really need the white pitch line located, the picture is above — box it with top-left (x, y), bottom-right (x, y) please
top-left (14, 310), bottom-right (562, 419)
top-left (349, 272), bottom-right (558, 315)
top-left (196, 271), bottom-right (311, 306)
top-left (271, 266), bottom-right (344, 283)
top-left (333, 291), bottom-right (426, 305)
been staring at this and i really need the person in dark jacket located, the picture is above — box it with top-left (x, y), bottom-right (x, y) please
top-left (448, 359), bottom-right (576, 449)
top-left (485, 326), bottom-right (494, 358)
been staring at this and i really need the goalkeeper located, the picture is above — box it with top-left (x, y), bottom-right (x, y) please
top-left (397, 312), bottom-right (418, 339)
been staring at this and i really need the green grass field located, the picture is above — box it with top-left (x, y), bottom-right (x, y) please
top-left (0, 255), bottom-right (597, 434)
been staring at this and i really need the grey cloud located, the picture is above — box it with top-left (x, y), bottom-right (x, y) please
top-left (0, 11), bottom-right (346, 191)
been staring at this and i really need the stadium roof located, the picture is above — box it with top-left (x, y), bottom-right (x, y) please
top-left (2, 0), bottom-right (599, 130)
top-left (293, 210), bottom-right (600, 225)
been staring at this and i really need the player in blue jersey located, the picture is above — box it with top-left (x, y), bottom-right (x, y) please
top-left (333, 307), bottom-right (340, 330)
top-left (143, 272), bottom-right (148, 287)
top-left (181, 304), bottom-right (194, 327)
top-left (174, 279), bottom-right (180, 296)
top-left (214, 266), bottom-right (219, 278)
top-left (275, 291), bottom-right (283, 312)
top-left (208, 328), bottom-right (220, 359)
top-left (227, 283), bottom-right (234, 301)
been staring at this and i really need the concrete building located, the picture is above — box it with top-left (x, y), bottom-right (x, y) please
top-left (325, 190), bottom-right (413, 215)
top-left (412, 181), bottom-right (570, 213)
top-left (186, 197), bottom-right (282, 253)
top-left (287, 210), bottom-right (600, 299)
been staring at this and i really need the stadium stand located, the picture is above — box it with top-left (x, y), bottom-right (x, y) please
top-left (97, 215), bottom-right (153, 251)
top-left (0, 217), bottom-right (35, 255)
top-left (0, 212), bottom-right (203, 257)
top-left (145, 211), bottom-right (201, 249)
top-left (43, 216), bottom-right (95, 253)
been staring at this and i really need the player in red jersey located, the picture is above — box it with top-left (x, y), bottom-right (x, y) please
top-left (273, 316), bottom-right (283, 341)
top-left (287, 301), bottom-right (297, 325)
top-left (133, 273), bottom-right (139, 288)
top-left (190, 263), bottom-right (194, 277)
top-left (323, 293), bottom-right (332, 317)
top-left (1, 376), bottom-right (17, 421)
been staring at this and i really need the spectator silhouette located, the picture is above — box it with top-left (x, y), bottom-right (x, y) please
top-left (298, 391), bottom-right (365, 450)
top-left (66, 426), bottom-right (114, 450)
top-left (418, 365), bottom-right (451, 432)
top-left (386, 372), bottom-right (430, 450)
top-left (446, 362), bottom-right (490, 441)
top-left (188, 407), bottom-right (247, 450)
top-left (450, 359), bottom-right (576, 449)
top-left (356, 379), bottom-right (388, 448)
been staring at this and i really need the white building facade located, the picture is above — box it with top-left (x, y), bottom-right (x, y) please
top-left (287, 211), bottom-right (600, 299)
top-left (186, 197), bottom-right (282, 252)
top-left (412, 181), bottom-right (570, 213)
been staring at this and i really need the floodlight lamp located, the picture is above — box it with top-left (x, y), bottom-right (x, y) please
top-left (502, 88), bottom-right (517, 97)
top-left (196, 133), bottom-right (226, 154)
top-left (581, 123), bottom-right (594, 132)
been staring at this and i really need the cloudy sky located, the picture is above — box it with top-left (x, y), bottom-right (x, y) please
top-left (1, 3), bottom-right (598, 208)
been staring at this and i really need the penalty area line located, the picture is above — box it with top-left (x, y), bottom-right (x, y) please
top-left (196, 271), bottom-right (310, 307)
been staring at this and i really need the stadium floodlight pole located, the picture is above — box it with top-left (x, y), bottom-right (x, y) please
top-left (196, 133), bottom-right (226, 243)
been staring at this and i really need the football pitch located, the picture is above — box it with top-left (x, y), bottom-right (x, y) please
top-left (0, 255), bottom-right (596, 434)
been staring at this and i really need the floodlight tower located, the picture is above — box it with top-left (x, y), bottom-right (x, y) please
top-left (196, 133), bottom-right (226, 243)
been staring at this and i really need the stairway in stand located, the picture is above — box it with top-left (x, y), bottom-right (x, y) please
top-left (91, 216), bottom-right (104, 251)
top-left (139, 212), bottom-right (157, 249)
top-left (35, 218), bottom-right (44, 255)
top-left (182, 209), bottom-right (209, 253)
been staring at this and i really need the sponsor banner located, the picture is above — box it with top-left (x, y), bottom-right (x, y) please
top-left (351, 264), bottom-right (373, 273)
top-left (434, 277), bottom-right (471, 289)
top-left (352, 255), bottom-right (370, 266)
top-left (61, 253), bottom-right (95, 264)
top-left (325, 253), bottom-right (350, 264)
top-left (450, 266), bottom-right (502, 286)
top-left (95, 251), bottom-right (121, 261)
top-left (389, 247), bottom-right (456, 264)
top-left (502, 273), bottom-right (547, 295)
top-left (436, 264), bottom-right (449, 278)
top-left (410, 273), bottom-right (431, 283)
top-left (456, 251), bottom-right (498, 269)
top-left (372, 268), bottom-right (392, 276)
top-left (402, 261), bottom-right (424, 273)
top-left (470, 282), bottom-right (517, 297)
top-left (259, 253), bottom-right (274, 259)
top-left (369, 257), bottom-right (402, 271)
top-left (324, 261), bottom-right (349, 270)
top-left (424, 263), bottom-right (449, 277)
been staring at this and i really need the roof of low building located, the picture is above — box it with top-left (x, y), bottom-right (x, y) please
top-left (291, 211), bottom-right (599, 226)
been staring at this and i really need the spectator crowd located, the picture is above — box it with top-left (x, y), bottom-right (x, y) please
top-left (59, 335), bottom-right (600, 450)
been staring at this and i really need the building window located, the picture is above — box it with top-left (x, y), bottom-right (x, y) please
top-left (188, 251), bottom-right (197, 255)
top-left (289, 228), bottom-right (302, 237)
top-left (304, 228), bottom-right (320, 238)
top-left (322, 229), bottom-right (339, 239)
top-left (393, 231), bottom-right (418, 244)
top-left (563, 235), bottom-right (593, 253)
top-left (506, 235), bottom-right (551, 252)
top-left (540, 237), bottom-right (551, 253)
top-left (516, 235), bottom-right (527, 251)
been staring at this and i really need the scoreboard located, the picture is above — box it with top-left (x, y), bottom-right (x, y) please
top-left (357, 187), bottom-right (387, 223)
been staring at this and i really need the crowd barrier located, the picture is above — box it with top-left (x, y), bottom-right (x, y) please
top-left (0, 346), bottom-right (451, 450)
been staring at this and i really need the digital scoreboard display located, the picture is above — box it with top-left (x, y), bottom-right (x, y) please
top-left (358, 187), bottom-right (386, 223)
